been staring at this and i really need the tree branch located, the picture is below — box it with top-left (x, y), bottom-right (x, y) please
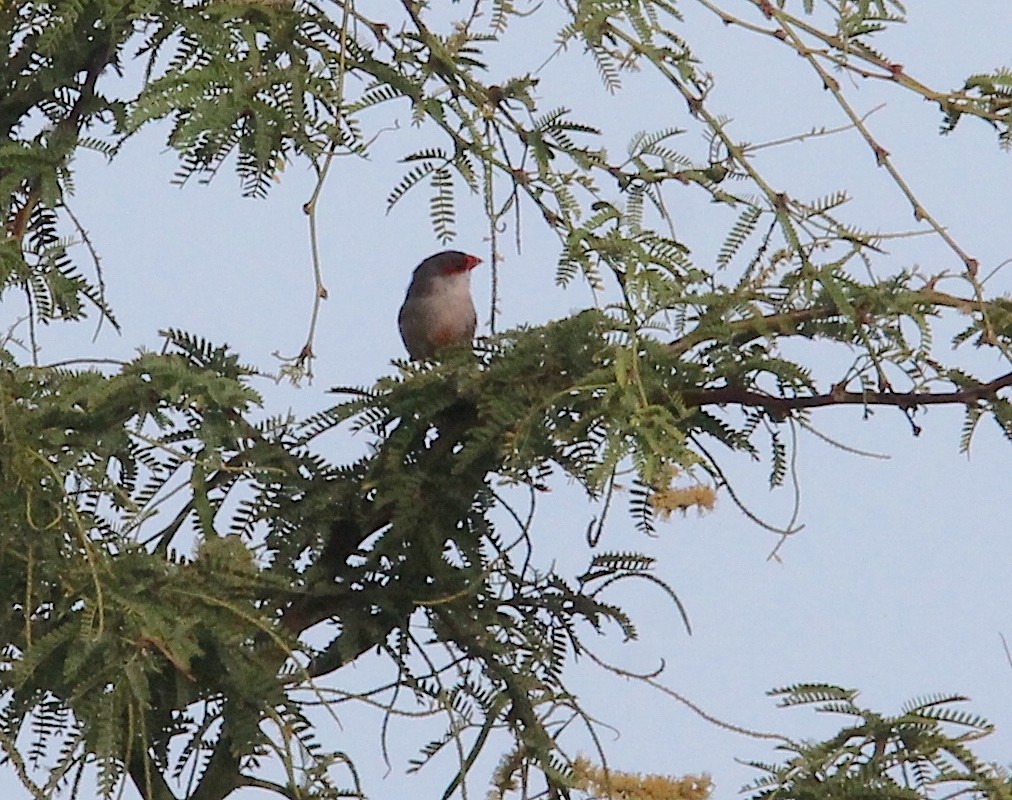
top-left (684, 370), bottom-right (1012, 415)
top-left (669, 304), bottom-right (838, 355)
top-left (280, 400), bottom-right (489, 654)
top-left (668, 287), bottom-right (1011, 357)
top-left (127, 750), bottom-right (177, 800)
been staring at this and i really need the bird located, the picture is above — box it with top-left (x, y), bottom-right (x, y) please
top-left (398, 250), bottom-right (482, 360)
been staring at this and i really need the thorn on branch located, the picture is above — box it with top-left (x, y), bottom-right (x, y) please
top-left (542, 209), bottom-right (562, 228)
top-left (872, 143), bottom-right (890, 166)
top-left (903, 408), bottom-right (922, 437)
top-left (979, 329), bottom-right (998, 347)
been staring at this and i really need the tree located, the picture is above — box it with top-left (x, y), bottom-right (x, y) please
top-left (1, 1), bottom-right (1010, 798)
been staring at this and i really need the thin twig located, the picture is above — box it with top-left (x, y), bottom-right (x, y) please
top-left (62, 200), bottom-right (117, 340)
top-left (745, 103), bottom-right (887, 153)
top-left (588, 651), bottom-right (791, 743)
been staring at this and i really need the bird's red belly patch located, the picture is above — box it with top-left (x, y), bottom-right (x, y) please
top-left (430, 325), bottom-right (462, 347)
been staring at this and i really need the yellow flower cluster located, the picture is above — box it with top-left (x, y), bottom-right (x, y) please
top-left (570, 755), bottom-right (713, 800)
top-left (649, 484), bottom-right (717, 517)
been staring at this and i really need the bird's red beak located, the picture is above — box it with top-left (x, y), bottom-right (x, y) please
top-left (439, 253), bottom-right (483, 276)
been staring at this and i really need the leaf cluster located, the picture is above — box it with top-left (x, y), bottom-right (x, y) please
top-left (0, 331), bottom-right (298, 796)
top-left (3, 2), bottom-right (1012, 800)
top-left (744, 684), bottom-right (1012, 800)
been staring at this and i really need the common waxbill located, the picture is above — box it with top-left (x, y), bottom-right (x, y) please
top-left (398, 250), bottom-right (482, 360)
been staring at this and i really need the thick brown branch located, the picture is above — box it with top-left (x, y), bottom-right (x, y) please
top-left (127, 750), bottom-right (176, 800)
top-left (191, 724), bottom-right (243, 800)
top-left (279, 401), bottom-right (485, 634)
top-left (684, 370), bottom-right (1012, 414)
top-left (6, 15), bottom-right (119, 241)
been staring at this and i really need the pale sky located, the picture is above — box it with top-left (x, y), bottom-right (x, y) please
top-left (8, 4), bottom-right (1012, 798)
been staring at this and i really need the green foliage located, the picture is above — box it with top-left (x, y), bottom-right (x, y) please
top-left (0, 334), bottom-right (285, 797)
top-left (744, 685), bottom-right (1011, 800)
top-left (2, 2), bottom-right (1012, 800)
top-left (947, 67), bottom-right (1012, 147)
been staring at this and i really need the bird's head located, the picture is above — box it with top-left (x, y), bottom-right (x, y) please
top-left (423, 250), bottom-right (483, 277)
